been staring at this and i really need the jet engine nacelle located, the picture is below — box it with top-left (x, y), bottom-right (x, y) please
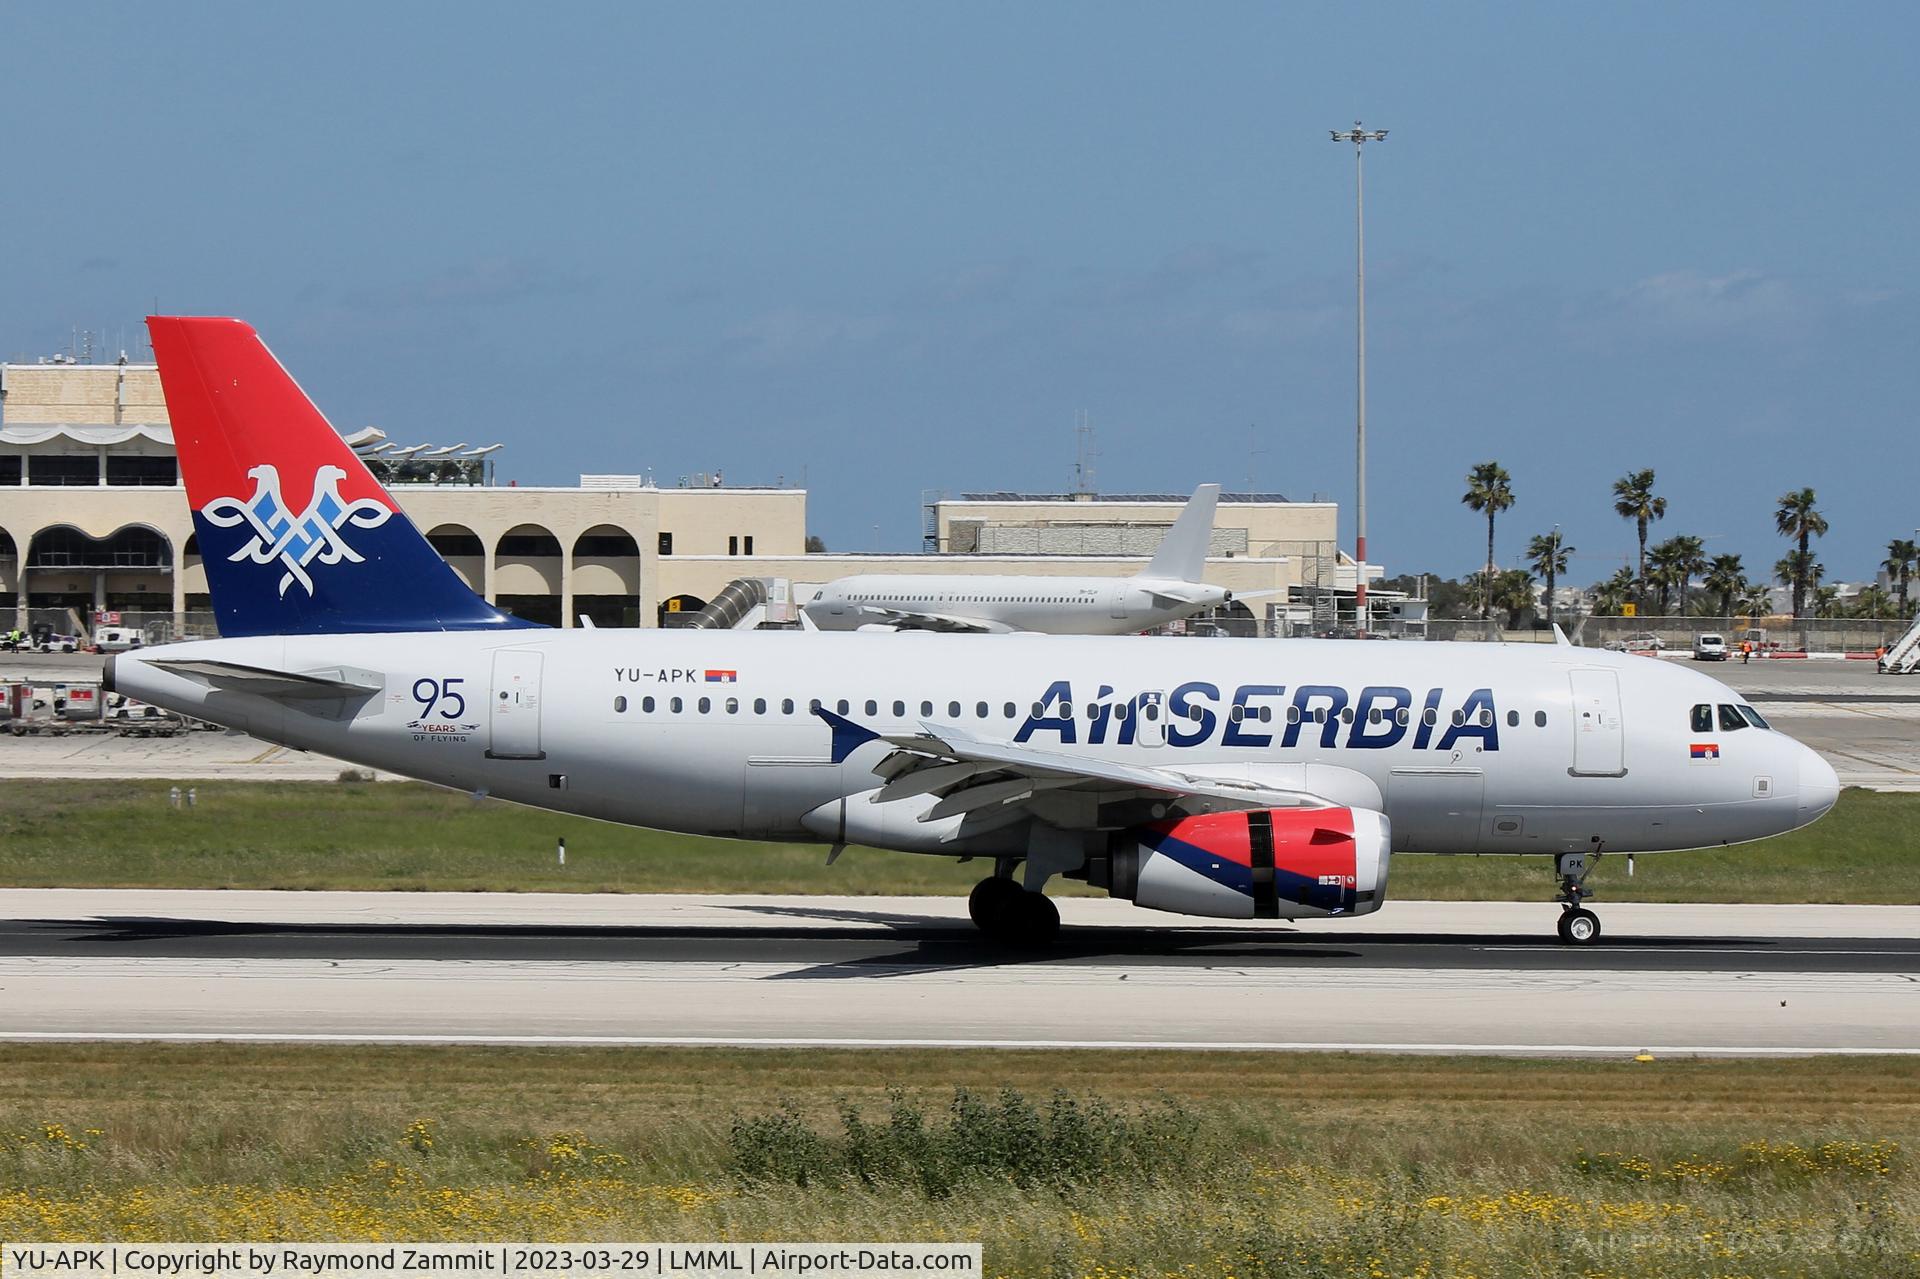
top-left (1092, 807), bottom-right (1391, 920)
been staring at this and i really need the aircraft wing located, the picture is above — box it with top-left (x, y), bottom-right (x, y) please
top-left (816, 708), bottom-right (1333, 823)
top-left (146, 659), bottom-right (382, 701)
top-left (852, 607), bottom-right (1012, 634)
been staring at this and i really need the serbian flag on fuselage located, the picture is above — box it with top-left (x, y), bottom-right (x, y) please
top-left (1690, 742), bottom-right (1720, 760)
top-left (705, 670), bottom-right (738, 683)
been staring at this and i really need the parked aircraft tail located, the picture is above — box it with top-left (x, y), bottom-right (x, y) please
top-left (1143, 484), bottom-right (1221, 583)
top-left (147, 316), bottom-right (528, 636)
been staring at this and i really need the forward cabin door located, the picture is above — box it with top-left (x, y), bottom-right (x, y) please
top-left (487, 650), bottom-right (546, 760)
top-left (1568, 668), bottom-right (1626, 777)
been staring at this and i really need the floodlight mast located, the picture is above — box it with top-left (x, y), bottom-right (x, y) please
top-left (1331, 122), bottom-right (1386, 635)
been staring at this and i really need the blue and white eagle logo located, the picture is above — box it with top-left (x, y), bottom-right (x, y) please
top-left (201, 464), bottom-right (394, 597)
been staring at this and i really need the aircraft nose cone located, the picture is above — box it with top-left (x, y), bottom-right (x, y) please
top-left (1797, 748), bottom-right (1840, 826)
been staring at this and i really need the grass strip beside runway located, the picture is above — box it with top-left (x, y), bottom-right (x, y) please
top-left (0, 779), bottom-right (1911, 902)
top-left (1, 1045), bottom-right (1916, 1276)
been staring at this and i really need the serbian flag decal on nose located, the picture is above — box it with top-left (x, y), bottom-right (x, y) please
top-left (1690, 742), bottom-right (1720, 761)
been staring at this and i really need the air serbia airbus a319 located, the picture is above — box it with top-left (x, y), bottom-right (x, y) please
top-left (109, 317), bottom-right (1840, 946)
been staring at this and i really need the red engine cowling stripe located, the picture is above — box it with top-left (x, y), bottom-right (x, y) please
top-left (1247, 810), bottom-right (1278, 919)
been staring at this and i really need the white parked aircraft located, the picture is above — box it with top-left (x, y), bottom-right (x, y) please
top-left (109, 318), bottom-right (1840, 946)
top-left (802, 485), bottom-right (1244, 634)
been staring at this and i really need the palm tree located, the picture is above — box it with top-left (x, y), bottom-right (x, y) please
top-left (1611, 468), bottom-right (1666, 612)
top-left (1775, 550), bottom-right (1824, 619)
top-left (1773, 488), bottom-right (1829, 618)
top-left (1883, 538), bottom-right (1918, 617)
top-left (1668, 534), bottom-right (1707, 615)
top-left (1493, 569), bottom-right (1537, 630)
top-left (1739, 584), bottom-right (1775, 622)
top-left (1850, 585), bottom-right (1896, 620)
top-left (1647, 537), bottom-right (1691, 615)
top-left (1525, 530), bottom-right (1573, 630)
top-left (1812, 584), bottom-right (1841, 618)
top-left (1461, 462), bottom-right (1515, 620)
top-left (1704, 553), bottom-right (1747, 618)
top-left (1591, 567), bottom-right (1636, 616)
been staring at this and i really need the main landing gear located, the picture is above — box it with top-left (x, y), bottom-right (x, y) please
top-left (1554, 850), bottom-right (1602, 945)
top-left (968, 866), bottom-right (1060, 946)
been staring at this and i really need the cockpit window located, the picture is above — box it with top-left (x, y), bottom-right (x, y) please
top-left (1739, 705), bottom-right (1771, 730)
top-left (1717, 704), bottom-right (1748, 732)
top-left (1690, 704), bottom-right (1713, 734)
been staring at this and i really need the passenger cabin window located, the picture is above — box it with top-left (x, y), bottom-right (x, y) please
top-left (754, 698), bottom-right (767, 714)
top-left (1691, 704), bottom-right (1714, 734)
top-left (781, 698), bottom-right (794, 714)
top-left (893, 700), bottom-right (905, 716)
top-left (948, 701), bottom-right (961, 718)
top-left (642, 696), bottom-right (656, 713)
top-left (921, 700), bottom-right (934, 717)
top-left (670, 697), bottom-right (683, 713)
top-left (726, 698), bottom-right (739, 714)
top-left (976, 701), bottom-right (989, 718)
top-left (1718, 704), bottom-right (1749, 732)
top-left (1534, 710), bottom-right (1546, 727)
top-left (698, 697), bottom-right (712, 713)
top-left (836, 699), bottom-right (850, 714)
top-left (614, 696), bottom-right (627, 712)
top-left (1505, 710), bottom-right (1518, 727)
top-left (865, 700), bottom-right (878, 715)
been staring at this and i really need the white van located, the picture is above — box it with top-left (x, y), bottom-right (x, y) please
top-left (1692, 633), bottom-right (1729, 661)
top-left (93, 625), bottom-right (146, 653)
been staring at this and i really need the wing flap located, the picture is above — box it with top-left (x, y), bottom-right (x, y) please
top-left (814, 706), bottom-right (1334, 816)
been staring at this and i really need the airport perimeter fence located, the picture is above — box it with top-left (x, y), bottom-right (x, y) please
top-left (12, 608), bottom-right (220, 645)
top-left (1370, 615), bottom-right (1908, 651)
top-left (1575, 615), bottom-right (1908, 654)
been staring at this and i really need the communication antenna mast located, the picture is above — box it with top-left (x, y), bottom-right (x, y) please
top-left (1071, 410), bottom-right (1097, 496)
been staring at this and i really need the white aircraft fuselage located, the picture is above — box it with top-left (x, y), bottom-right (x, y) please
top-left (111, 630), bottom-right (1835, 859)
top-left (804, 574), bottom-right (1231, 635)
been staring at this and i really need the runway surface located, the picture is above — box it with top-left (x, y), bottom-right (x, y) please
top-left (0, 891), bottom-right (1913, 1056)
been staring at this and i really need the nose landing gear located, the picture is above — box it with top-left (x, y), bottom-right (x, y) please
top-left (968, 862), bottom-right (1060, 946)
top-left (1554, 850), bottom-right (1603, 945)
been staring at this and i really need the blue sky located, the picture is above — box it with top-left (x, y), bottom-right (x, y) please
top-left (4, 2), bottom-right (1914, 583)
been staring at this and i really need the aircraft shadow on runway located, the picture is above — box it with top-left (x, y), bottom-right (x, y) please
top-left (0, 912), bottom-right (1838, 984)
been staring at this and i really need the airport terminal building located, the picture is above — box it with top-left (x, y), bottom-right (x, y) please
top-left (0, 357), bottom-right (1354, 636)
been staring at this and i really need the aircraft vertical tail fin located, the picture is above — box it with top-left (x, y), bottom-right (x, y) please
top-left (147, 316), bottom-right (530, 636)
top-left (1144, 484), bottom-right (1221, 583)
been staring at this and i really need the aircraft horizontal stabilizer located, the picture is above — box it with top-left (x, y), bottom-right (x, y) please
top-left (146, 658), bottom-right (383, 701)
